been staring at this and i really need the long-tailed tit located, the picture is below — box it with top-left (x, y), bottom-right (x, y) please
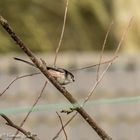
top-left (14, 57), bottom-right (74, 85)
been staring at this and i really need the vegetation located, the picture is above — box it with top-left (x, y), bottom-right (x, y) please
top-left (0, 0), bottom-right (117, 53)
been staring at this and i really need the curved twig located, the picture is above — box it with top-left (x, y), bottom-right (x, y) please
top-left (0, 72), bottom-right (40, 97)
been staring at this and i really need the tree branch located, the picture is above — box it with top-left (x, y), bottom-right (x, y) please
top-left (0, 114), bottom-right (39, 140)
top-left (0, 15), bottom-right (112, 140)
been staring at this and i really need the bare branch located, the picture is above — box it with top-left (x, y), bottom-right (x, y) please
top-left (53, 18), bottom-right (133, 138)
top-left (0, 114), bottom-right (40, 140)
top-left (83, 17), bottom-right (133, 106)
top-left (97, 21), bottom-right (114, 80)
top-left (0, 15), bottom-right (112, 140)
top-left (12, 81), bottom-right (47, 140)
top-left (53, 0), bottom-right (69, 66)
top-left (0, 73), bottom-right (40, 97)
top-left (56, 112), bottom-right (68, 140)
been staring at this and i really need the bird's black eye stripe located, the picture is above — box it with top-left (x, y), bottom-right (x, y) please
top-left (65, 70), bottom-right (74, 80)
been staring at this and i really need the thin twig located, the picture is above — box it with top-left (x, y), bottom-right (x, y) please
top-left (83, 58), bottom-right (116, 106)
top-left (0, 114), bottom-right (39, 140)
top-left (97, 21), bottom-right (114, 81)
top-left (69, 57), bottom-right (115, 71)
top-left (0, 72), bottom-right (40, 97)
top-left (56, 112), bottom-right (68, 140)
top-left (52, 112), bottom-right (77, 140)
top-left (53, 0), bottom-right (69, 67)
top-left (114, 18), bottom-right (133, 56)
top-left (12, 81), bottom-right (47, 140)
top-left (0, 15), bottom-right (112, 140)
top-left (83, 17), bottom-right (133, 106)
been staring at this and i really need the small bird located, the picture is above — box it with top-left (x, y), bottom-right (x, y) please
top-left (14, 57), bottom-right (75, 85)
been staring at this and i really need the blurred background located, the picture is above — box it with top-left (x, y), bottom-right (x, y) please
top-left (0, 0), bottom-right (140, 140)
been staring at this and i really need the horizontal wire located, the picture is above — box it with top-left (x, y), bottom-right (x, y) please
top-left (0, 95), bottom-right (140, 115)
